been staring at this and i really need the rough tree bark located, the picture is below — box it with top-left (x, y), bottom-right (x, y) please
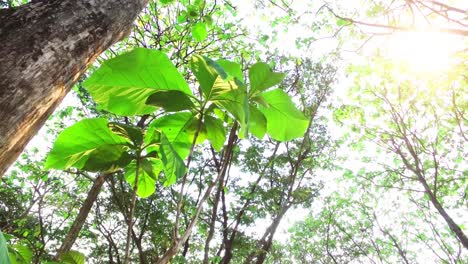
top-left (0, 0), bottom-right (148, 177)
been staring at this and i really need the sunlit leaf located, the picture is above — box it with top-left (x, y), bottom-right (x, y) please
top-left (204, 115), bottom-right (226, 151)
top-left (336, 18), bottom-right (349, 26)
top-left (81, 145), bottom-right (133, 172)
top-left (160, 133), bottom-right (186, 186)
top-left (187, 5), bottom-right (199, 18)
top-left (0, 231), bottom-right (11, 264)
top-left (9, 245), bottom-right (32, 264)
top-left (148, 112), bottom-right (199, 159)
top-left (125, 158), bottom-right (162, 198)
top-left (217, 59), bottom-right (244, 82)
top-left (190, 55), bottom-right (227, 98)
top-left (45, 118), bottom-right (132, 171)
top-left (83, 48), bottom-right (190, 116)
top-left (248, 62), bottom-right (286, 94)
top-left (210, 76), bottom-right (248, 127)
top-left (258, 89), bottom-right (309, 141)
top-left (192, 22), bottom-right (207, 41)
top-left (248, 105), bottom-right (267, 139)
top-left (61, 250), bottom-right (85, 264)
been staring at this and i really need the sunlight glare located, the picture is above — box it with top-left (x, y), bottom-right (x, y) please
top-left (383, 31), bottom-right (463, 74)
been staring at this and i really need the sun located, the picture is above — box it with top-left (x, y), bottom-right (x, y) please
top-left (382, 31), bottom-right (464, 74)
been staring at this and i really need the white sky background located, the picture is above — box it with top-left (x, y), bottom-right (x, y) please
top-left (6, 0), bottom-right (467, 262)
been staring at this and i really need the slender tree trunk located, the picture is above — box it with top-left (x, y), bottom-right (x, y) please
top-left (220, 144), bottom-right (280, 264)
top-left (203, 171), bottom-right (224, 263)
top-left (396, 146), bottom-right (468, 249)
top-left (372, 211), bottom-right (410, 264)
top-left (0, 0), bottom-right (148, 176)
top-left (55, 173), bottom-right (110, 258)
top-left (244, 205), bottom-right (290, 264)
top-left (420, 177), bottom-right (468, 249)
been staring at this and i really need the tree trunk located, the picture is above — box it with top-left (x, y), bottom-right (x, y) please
top-left (420, 177), bottom-right (468, 249)
top-left (203, 173), bottom-right (224, 264)
top-left (244, 205), bottom-right (290, 264)
top-left (55, 173), bottom-right (110, 258)
top-left (0, 0), bottom-right (148, 176)
top-left (396, 146), bottom-right (468, 249)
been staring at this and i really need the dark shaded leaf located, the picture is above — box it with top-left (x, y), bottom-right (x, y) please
top-left (146, 90), bottom-right (195, 112)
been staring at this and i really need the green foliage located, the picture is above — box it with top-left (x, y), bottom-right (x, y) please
top-left (83, 48), bottom-right (190, 116)
top-left (204, 115), bottom-right (226, 151)
top-left (125, 159), bottom-right (162, 198)
top-left (160, 133), bottom-right (186, 186)
top-left (61, 250), bottom-right (85, 264)
top-left (108, 122), bottom-right (144, 147)
top-left (9, 244), bottom-right (32, 264)
top-left (257, 89), bottom-right (309, 141)
top-left (146, 90), bottom-right (196, 112)
top-left (217, 59), bottom-right (244, 81)
top-left (0, 231), bottom-right (11, 264)
top-left (209, 77), bottom-right (248, 129)
top-left (45, 118), bottom-right (132, 172)
top-left (248, 62), bottom-right (286, 95)
top-left (148, 112), bottom-right (198, 160)
top-left (47, 48), bottom-right (309, 195)
top-left (189, 55), bottom-right (226, 98)
top-left (8, 0), bottom-right (468, 262)
top-left (189, 54), bottom-right (308, 141)
top-left (247, 105), bottom-right (267, 139)
top-left (43, 46), bottom-right (313, 262)
top-left (192, 22), bottom-right (208, 41)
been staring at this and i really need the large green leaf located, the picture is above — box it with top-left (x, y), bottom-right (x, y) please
top-left (61, 250), bottom-right (85, 264)
top-left (146, 90), bottom-right (196, 112)
top-left (192, 22), bottom-right (208, 41)
top-left (191, 56), bottom-right (248, 126)
top-left (83, 48), bottom-right (190, 116)
top-left (248, 105), bottom-right (267, 139)
top-left (258, 89), bottom-right (309, 141)
top-left (148, 112), bottom-right (199, 160)
top-left (204, 115), bottom-right (226, 151)
top-left (160, 133), bottom-right (186, 186)
top-left (125, 158), bottom-right (162, 198)
top-left (248, 62), bottom-right (286, 95)
top-left (191, 56), bottom-right (248, 129)
top-left (217, 59), bottom-right (243, 82)
top-left (210, 76), bottom-right (248, 127)
top-left (0, 231), bottom-right (11, 264)
top-left (190, 55), bottom-right (226, 98)
top-left (9, 245), bottom-right (32, 264)
top-left (45, 118), bottom-right (132, 171)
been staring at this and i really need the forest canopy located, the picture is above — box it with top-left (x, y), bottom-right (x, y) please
top-left (0, 0), bottom-right (467, 263)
